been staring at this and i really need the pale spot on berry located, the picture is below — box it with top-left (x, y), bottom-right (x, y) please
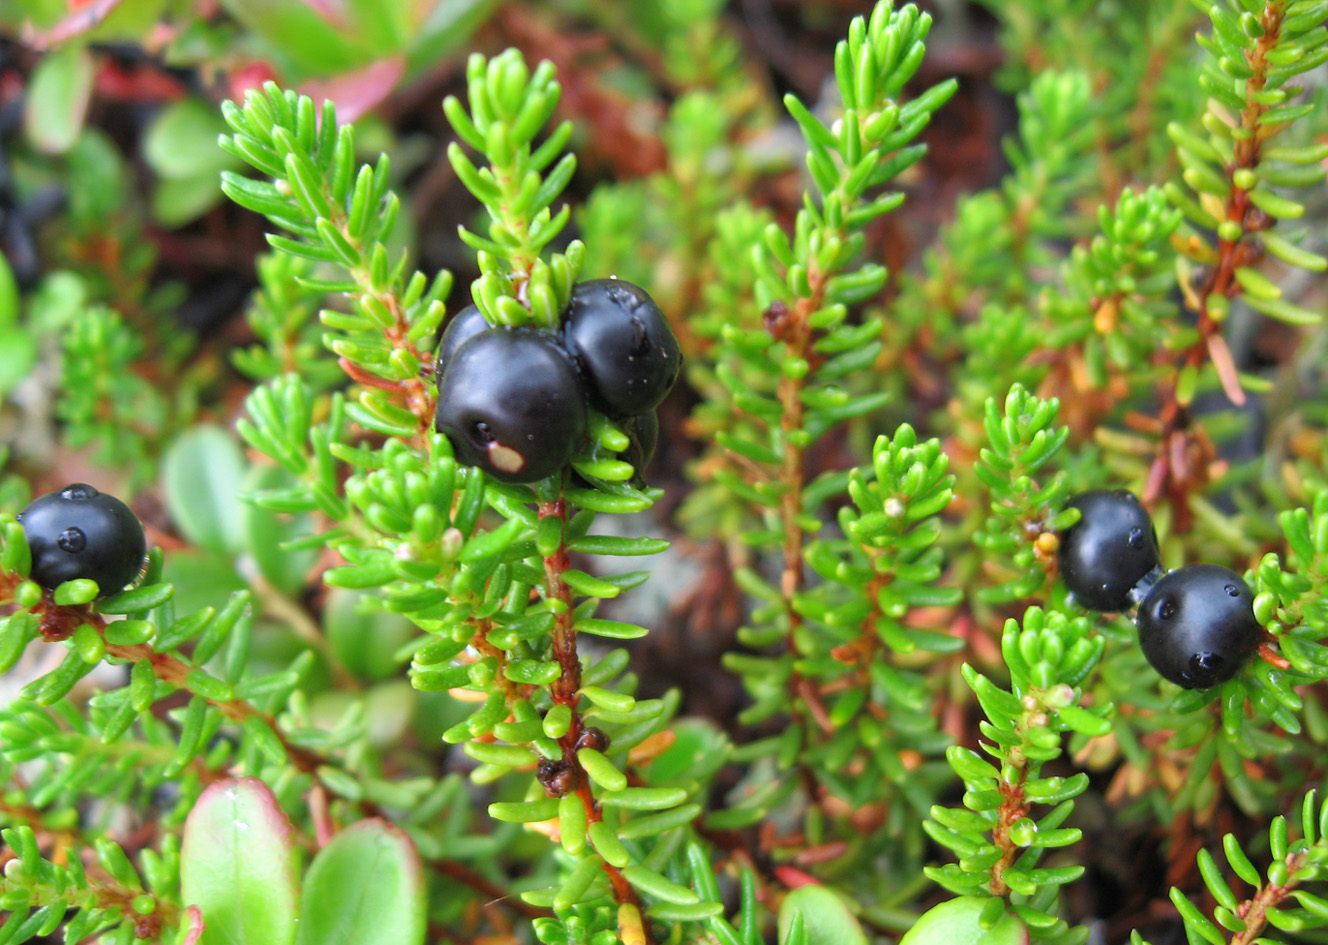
top-left (488, 443), bottom-right (525, 474)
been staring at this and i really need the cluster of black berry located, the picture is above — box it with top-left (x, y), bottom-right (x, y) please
top-left (18, 483), bottom-right (147, 596)
top-left (433, 279), bottom-right (681, 484)
top-left (1058, 489), bottom-right (1261, 689)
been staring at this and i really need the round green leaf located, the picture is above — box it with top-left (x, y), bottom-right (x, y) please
top-left (28, 270), bottom-right (88, 333)
top-left (162, 425), bottom-right (247, 555)
top-left (24, 44), bottom-right (94, 154)
top-left (182, 778), bottom-right (299, 945)
top-left (240, 464), bottom-right (318, 597)
top-left (899, 897), bottom-right (1029, 945)
top-left (312, 680), bottom-right (415, 748)
top-left (0, 331), bottom-right (37, 399)
top-left (152, 174), bottom-right (227, 227)
top-left (778, 886), bottom-right (868, 945)
top-left (296, 819), bottom-right (426, 945)
top-left (324, 587), bottom-right (416, 682)
top-left (643, 719), bottom-right (731, 785)
top-left (144, 99), bottom-right (239, 179)
top-left (163, 550), bottom-right (247, 619)
top-left (66, 129), bottom-right (129, 226)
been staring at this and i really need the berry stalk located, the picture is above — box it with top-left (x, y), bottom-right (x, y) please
top-left (538, 496), bottom-right (655, 945)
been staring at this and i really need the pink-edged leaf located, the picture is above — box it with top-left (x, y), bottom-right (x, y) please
top-left (180, 905), bottom-right (206, 945)
top-left (300, 0), bottom-right (352, 28)
top-left (295, 819), bottom-right (426, 945)
top-left (1206, 333), bottom-right (1247, 406)
top-left (342, 0), bottom-right (408, 56)
top-left (182, 778), bottom-right (299, 945)
top-left (405, 0), bottom-right (501, 78)
top-left (219, 0), bottom-right (373, 78)
top-left (299, 57), bottom-right (405, 123)
top-left (21, 0), bottom-right (128, 49)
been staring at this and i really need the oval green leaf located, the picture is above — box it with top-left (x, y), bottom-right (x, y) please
top-left (145, 98), bottom-right (239, 179)
top-left (24, 44), bottom-right (94, 154)
top-left (296, 819), bottom-right (426, 945)
top-left (324, 587), bottom-right (416, 682)
top-left (181, 778), bottom-right (299, 945)
top-left (778, 886), bottom-right (868, 945)
top-left (240, 464), bottom-right (318, 597)
top-left (644, 719), bottom-right (732, 785)
top-left (898, 897), bottom-right (1030, 945)
top-left (162, 424), bottom-right (247, 555)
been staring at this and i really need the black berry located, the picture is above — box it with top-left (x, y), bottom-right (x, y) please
top-left (1136, 564), bottom-right (1261, 689)
top-left (1058, 490), bottom-right (1161, 612)
top-left (19, 483), bottom-right (147, 594)
top-left (562, 279), bottom-right (681, 416)
top-left (434, 327), bottom-right (587, 483)
top-left (433, 304), bottom-right (490, 378)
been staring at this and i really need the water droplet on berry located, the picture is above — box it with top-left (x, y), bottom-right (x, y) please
top-left (59, 484), bottom-right (98, 501)
top-left (1157, 597), bottom-right (1177, 620)
top-left (58, 526), bottom-right (86, 553)
top-left (1225, 584), bottom-right (1240, 597)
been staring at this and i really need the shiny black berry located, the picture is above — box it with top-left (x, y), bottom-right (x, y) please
top-left (562, 279), bottom-right (681, 416)
top-left (433, 304), bottom-right (490, 378)
top-left (1058, 490), bottom-right (1161, 612)
top-left (434, 327), bottom-right (587, 483)
top-left (1136, 564), bottom-right (1261, 689)
top-left (19, 483), bottom-right (147, 594)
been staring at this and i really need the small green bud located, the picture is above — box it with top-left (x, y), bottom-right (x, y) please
top-left (14, 581), bottom-right (42, 608)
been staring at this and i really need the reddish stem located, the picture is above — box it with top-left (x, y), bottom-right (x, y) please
top-left (538, 498), bottom-right (654, 944)
top-left (1147, 3), bottom-right (1285, 526)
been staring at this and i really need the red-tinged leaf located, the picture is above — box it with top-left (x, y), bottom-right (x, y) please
top-left (405, 0), bottom-right (502, 79)
top-left (343, 0), bottom-right (408, 55)
top-left (182, 778), bottom-right (299, 945)
top-left (180, 905), bottom-right (205, 945)
top-left (218, 0), bottom-right (374, 78)
top-left (23, 0), bottom-right (127, 49)
top-left (1206, 333), bottom-right (1246, 406)
top-left (295, 819), bottom-right (426, 945)
top-left (299, 57), bottom-right (406, 123)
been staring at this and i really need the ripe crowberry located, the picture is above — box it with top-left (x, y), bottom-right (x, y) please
top-left (434, 327), bottom-right (587, 483)
top-left (1135, 564), bottom-right (1261, 689)
top-left (433, 304), bottom-right (490, 377)
top-left (19, 483), bottom-right (147, 594)
top-left (562, 279), bottom-right (681, 416)
top-left (1058, 490), bottom-right (1161, 612)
